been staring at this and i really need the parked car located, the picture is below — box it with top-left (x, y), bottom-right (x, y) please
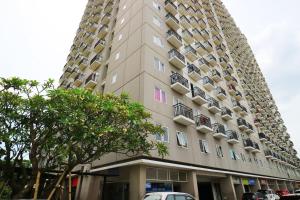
top-left (257, 189), bottom-right (280, 200)
top-left (295, 189), bottom-right (300, 194)
top-left (143, 192), bottom-right (195, 200)
top-left (276, 189), bottom-right (289, 197)
top-left (242, 192), bottom-right (264, 200)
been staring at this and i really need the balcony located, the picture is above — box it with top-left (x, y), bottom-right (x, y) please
top-left (173, 103), bottom-right (194, 126)
top-left (178, 3), bottom-right (187, 15)
top-left (170, 72), bottom-right (190, 95)
top-left (191, 86), bottom-right (207, 105)
top-left (207, 97), bottom-right (221, 114)
top-left (211, 69), bottom-right (222, 82)
top-left (201, 30), bottom-right (210, 40)
top-left (259, 133), bottom-right (267, 143)
top-left (184, 45), bottom-right (197, 61)
top-left (198, 19), bottom-right (206, 29)
top-left (182, 29), bottom-right (194, 44)
top-left (195, 42), bottom-right (207, 56)
top-left (166, 13), bottom-right (180, 31)
top-left (223, 70), bottom-right (232, 81)
top-left (90, 55), bottom-right (103, 71)
top-left (87, 22), bottom-right (97, 34)
top-left (213, 35), bottom-right (222, 46)
top-left (252, 142), bottom-right (260, 153)
top-left (101, 13), bottom-right (111, 25)
top-left (228, 84), bottom-right (236, 96)
top-left (180, 15), bottom-right (191, 29)
top-left (70, 67), bottom-right (80, 79)
top-left (94, 39), bottom-right (105, 53)
top-left (195, 114), bottom-right (213, 133)
top-left (237, 118), bottom-right (248, 131)
top-left (203, 76), bottom-right (214, 91)
top-left (168, 49), bottom-right (186, 69)
top-left (167, 29), bottom-right (182, 49)
top-left (190, 16), bottom-right (198, 28)
top-left (227, 130), bottom-right (239, 144)
top-left (84, 73), bottom-right (98, 89)
top-left (232, 100), bottom-right (242, 112)
top-left (212, 123), bottom-right (227, 139)
top-left (97, 25), bottom-right (108, 39)
top-left (215, 86), bottom-right (226, 101)
top-left (206, 54), bottom-right (217, 67)
top-left (221, 107), bottom-right (233, 121)
top-left (216, 45), bottom-right (225, 56)
top-left (187, 64), bottom-right (201, 81)
top-left (103, 1), bottom-right (113, 13)
top-left (164, 0), bottom-right (178, 16)
top-left (78, 58), bottom-right (88, 71)
top-left (240, 105), bottom-right (248, 116)
top-left (235, 91), bottom-right (243, 101)
top-left (245, 123), bottom-right (254, 134)
top-left (64, 66), bottom-right (73, 78)
top-left (198, 58), bottom-right (209, 72)
top-left (264, 150), bottom-right (273, 159)
top-left (197, 9), bottom-right (204, 19)
top-left (243, 139), bottom-right (255, 151)
top-left (219, 57), bottom-right (227, 68)
top-left (193, 29), bottom-right (203, 41)
top-left (73, 73), bottom-right (84, 87)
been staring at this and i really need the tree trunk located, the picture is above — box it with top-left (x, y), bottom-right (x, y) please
top-left (47, 168), bottom-right (69, 200)
top-left (33, 170), bottom-right (41, 200)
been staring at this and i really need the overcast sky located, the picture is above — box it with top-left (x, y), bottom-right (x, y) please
top-left (1, 1), bottom-right (299, 155)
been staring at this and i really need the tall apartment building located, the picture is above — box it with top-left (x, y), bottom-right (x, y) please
top-left (59, 0), bottom-right (300, 199)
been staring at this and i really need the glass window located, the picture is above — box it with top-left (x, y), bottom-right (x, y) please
top-left (152, 1), bottom-right (161, 10)
top-left (175, 195), bottom-right (186, 200)
top-left (118, 34), bottom-right (123, 41)
top-left (154, 87), bottom-right (167, 104)
top-left (144, 194), bottom-right (162, 200)
top-left (199, 140), bottom-right (209, 153)
top-left (216, 145), bottom-right (223, 158)
top-left (166, 195), bottom-right (175, 200)
top-left (153, 16), bottom-right (162, 27)
top-left (154, 57), bottom-right (165, 72)
top-left (176, 131), bottom-right (188, 147)
top-left (155, 126), bottom-right (169, 142)
top-left (115, 52), bottom-right (120, 60)
top-left (111, 74), bottom-right (117, 84)
top-left (153, 36), bottom-right (164, 47)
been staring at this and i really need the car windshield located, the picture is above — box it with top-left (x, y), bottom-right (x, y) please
top-left (144, 194), bottom-right (162, 200)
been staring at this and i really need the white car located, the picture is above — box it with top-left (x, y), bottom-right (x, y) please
top-left (257, 189), bottom-right (280, 200)
top-left (143, 192), bottom-right (195, 200)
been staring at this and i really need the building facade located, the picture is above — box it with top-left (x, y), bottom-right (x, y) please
top-left (59, 0), bottom-right (300, 199)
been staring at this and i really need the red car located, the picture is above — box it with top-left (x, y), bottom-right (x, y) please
top-left (276, 189), bottom-right (289, 196)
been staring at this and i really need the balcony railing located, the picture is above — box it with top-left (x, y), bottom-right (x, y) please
top-left (170, 72), bottom-right (189, 94)
top-left (237, 118), bottom-right (248, 130)
top-left (166, 29), bottom-right (182, 48)
top-left (198, 58), bottom-right (209, 72)
top-left (216, 86), bottom-right (226, 100)
top-left (211, 69), bottom-right (222, 82)
top-left (184, 45), bottom-right (197, 61)
top-left (203, 76), bottom-right (214, 91)
top-left (243, 139), bottom-right (255, 150)
top-left (212, 123), bottom-right (226, 138)
top-left (195, 114), bottom-right (213, 133)
top-left (166, 13), bottom-right (180, 31)
top-left (168, 49), bottom-right (186, 69)
top-left (221, 107), bottom-right (232, 120)
top-left (173, 103), bottom-right (194, 125)
top-left (187, 64), bottom-right (201, 81)
top-left (164, 0), bottom-right (178, 16)
top-left (227, 130), bottom-right (239, 144)
top-left (208, 97), bottom-right (220, 114)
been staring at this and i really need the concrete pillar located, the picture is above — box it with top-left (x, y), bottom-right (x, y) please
top-left (181, 171), bottom-right (199, 200)
top-left (129, 165), bottom-right (146, 200)
top-left (75, 165), bottom-right (94, 200)
top-left (220, 175), bottom-right (237, 200)
top-left (253, 178), bottom-right (261, 191)
top-left (274, 180), bottom-right (279, 191)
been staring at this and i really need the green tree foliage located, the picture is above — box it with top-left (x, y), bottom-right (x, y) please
top-left (0, 77), bottom-right (168, 198)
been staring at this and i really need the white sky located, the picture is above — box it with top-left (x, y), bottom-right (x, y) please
top-left (0, 1), bottom-right (299, 155)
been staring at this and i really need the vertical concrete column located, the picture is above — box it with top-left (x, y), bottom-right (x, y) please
top-left (75, 164), bottom-right (94, 200)
top-left (274, 180), bottom-right (279, 191)
top-left (180, 171), bottom-right (199, 200)
top-left (253, 178), bottom-right (261, 191)
top-left (220, 175), bottom-right (237, 200)
top-left (129, 165), bottom-right (146, 200)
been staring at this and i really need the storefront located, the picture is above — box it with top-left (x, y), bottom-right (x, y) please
top-left (242, 178), bottom-right (256, 192)
top-left (260, 179), bottom-right (268, 189)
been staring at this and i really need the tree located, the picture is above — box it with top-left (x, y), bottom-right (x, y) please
top-left (0, 77), bottom-right (168, 198)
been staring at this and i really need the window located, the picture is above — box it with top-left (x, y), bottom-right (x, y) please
top-left (240, 153), bottom-right (246, 162)
top-left (152, 1), bottom-right (161, 11)
top-left (216, 145), bottom-right (223, 158)
top-left (153, 16), bottom-right (162, 27)
top-left (153, 36), bottom-right (163, 47)
top-left (156, 126), bottom-right (169, 142)
top-left (154, 57), bottom-right (165, 72)
top-left (115, 52), bottom-right (120, 60)
top-left (120, 18), bottom-right (125, 24)
top-left (229, 149), bottom-right (239, 160)
top-left (111, 74), bottom-right (117, 84)
top-left (118, 34), bottom-right (123, 41)
top-left (154, 87), bottom-right (167, 103)
top-left (176, 131), bottom-right (188, 148)
top-left (199, 140), bottom-right (209, 153)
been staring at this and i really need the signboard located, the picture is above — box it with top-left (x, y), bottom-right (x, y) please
top-left (249, 179), bottom-right (256, 186)
top-left (242, 179), bottom-right (249, 185)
